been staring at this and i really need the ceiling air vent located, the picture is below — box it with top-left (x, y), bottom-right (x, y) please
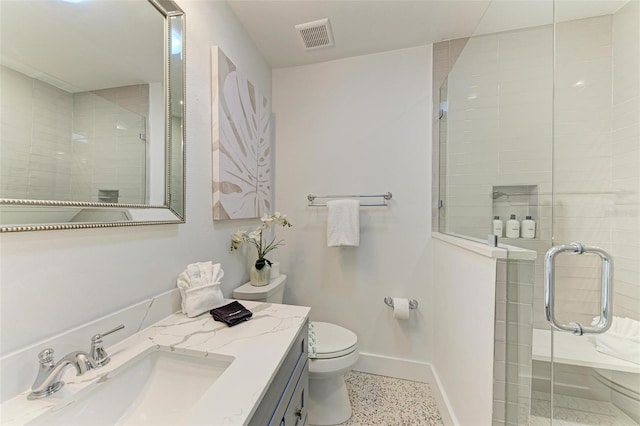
top-left (294, 18), bottom-right (334, 50)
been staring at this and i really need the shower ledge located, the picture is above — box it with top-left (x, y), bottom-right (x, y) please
top-left (532, 328), bottom-right (640, 374)
top-left (432, 232), bottom-right (537, 261)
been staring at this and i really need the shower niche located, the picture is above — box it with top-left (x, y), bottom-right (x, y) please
top-left (492, 185), bottom-right (539, 239)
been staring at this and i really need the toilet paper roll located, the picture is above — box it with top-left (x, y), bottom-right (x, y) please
top-left (393, 298), bottom-right (411, 320)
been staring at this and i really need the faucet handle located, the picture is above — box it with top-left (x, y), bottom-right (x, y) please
top-left (37, 349), bottom-right (55, 367)
top-left (90, 325), bottom-right (124, 367)
top-left (93, 325), bottom-right (125, 340)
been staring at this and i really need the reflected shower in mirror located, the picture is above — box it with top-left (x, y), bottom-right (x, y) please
top-left (0, 0), bottom-right (185, 231)
top-left (0, 76), bottom-right (155, 204)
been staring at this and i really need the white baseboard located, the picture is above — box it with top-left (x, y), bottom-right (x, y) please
top-left (353, 352), bottom-right (457, 425)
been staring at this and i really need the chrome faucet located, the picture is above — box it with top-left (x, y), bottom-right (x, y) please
top-left (28, 349), bottom-right (97, 399)
top-left (28, 325), bottom-right (124, 400)
top-left (90, 325), bottom-right (125, 367)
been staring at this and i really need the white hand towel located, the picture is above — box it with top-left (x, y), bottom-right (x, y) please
top-left (187, 262), bottom-right (203, 287)
top-left (177, 271), bottom-right (191, 290)
top-left (210, 262), bottom-right (224, 284)
top-left (198, 262), bottom-right (213, 286)
top-left (177, 262), bottom-right (225, 317)
top-left (327, 199), bottom-right (360, 247)
top-left (177, 271), bottom-right (191, 315)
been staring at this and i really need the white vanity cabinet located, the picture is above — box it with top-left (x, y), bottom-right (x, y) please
top-left (249, 320), bottom-right (309, 426)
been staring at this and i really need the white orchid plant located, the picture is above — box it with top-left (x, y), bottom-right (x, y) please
top-left (230, 212), bottom-right (292, 270)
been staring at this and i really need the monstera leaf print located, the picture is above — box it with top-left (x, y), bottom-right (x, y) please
top-left (212, 47), bottom-right (272, 220)
top-left (255, 91), bottom-right (272, 216)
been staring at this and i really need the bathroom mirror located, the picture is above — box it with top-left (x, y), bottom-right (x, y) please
top-left (0, 0), bottom-right (185, 232)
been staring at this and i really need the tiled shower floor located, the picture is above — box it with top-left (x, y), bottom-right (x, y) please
top-left (339, 371), bottom-right (443, 426)
top-left (530, 391), bottom-right (638, 426)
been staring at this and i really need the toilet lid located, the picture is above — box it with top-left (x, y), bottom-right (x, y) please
top-left (232, 275), bottom-right (286, 300)
top-left (311, 322), bottom-right (358, 359)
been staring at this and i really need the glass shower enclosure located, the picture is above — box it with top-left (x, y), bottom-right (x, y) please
top-left (438, 0), bottom-right (639, 424)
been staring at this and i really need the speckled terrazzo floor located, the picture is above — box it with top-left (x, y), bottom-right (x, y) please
top-left (338, 371), bottom-right (444, 426)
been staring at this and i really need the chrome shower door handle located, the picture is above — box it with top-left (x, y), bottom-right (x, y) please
top-left (544, 242), bottom-right (613, 335)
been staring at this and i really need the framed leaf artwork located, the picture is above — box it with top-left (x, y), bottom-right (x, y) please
top-left (211, 46), bottom-right (272, 220)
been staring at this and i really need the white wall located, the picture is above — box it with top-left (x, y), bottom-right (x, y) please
top-left (0, 0), bottom-right (271, 356)
top-left (433, 236), bottom-right (498, 426)
top-left (272, 46), bottom-right (433, 365)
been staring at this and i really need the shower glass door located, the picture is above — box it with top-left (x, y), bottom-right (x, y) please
top-left (543, 0), bottom-right (640, 424)
top-left (438, 0), bottom-right (640, 424)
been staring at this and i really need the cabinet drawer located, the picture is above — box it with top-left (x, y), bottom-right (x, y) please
top-left (281, 360), bottom-right (308, 426)
top-left (249, 320), bottom-right (308, 426)
top-left (270, 351), bottom-right (307, 425)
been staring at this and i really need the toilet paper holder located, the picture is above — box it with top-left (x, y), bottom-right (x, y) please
top-left (384, 296), bottom-right (418, 310)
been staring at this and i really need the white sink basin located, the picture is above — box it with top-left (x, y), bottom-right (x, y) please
top-left (28, 348), bottom-right (233, 425)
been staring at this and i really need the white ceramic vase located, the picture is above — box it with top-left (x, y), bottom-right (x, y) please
top-left (250, 262), bottom-right (271, 286)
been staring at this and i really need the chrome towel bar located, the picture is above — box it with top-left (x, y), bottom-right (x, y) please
top-left (307, 192), bottom-right (392, 207)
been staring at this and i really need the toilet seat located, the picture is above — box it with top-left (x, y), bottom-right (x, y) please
top-left (307, 322), bottom-right (359, 425)
top-left (311, 322), bottom-right (358, 359)
top-left (309, 348), bottom-right (359, 377)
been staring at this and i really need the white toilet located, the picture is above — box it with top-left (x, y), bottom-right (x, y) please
top-left (233, 275), bottom-right (359, 426)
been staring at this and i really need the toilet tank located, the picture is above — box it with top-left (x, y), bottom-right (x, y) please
top-left (232, 275), bottom-right (286, 303)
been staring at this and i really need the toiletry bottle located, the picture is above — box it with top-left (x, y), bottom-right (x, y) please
top-left (506, 214), bottom-right (520, 238)
top-left (521, 215), bottom-right (536, 239)
top-left (492, 216), bottom-right (503, 237)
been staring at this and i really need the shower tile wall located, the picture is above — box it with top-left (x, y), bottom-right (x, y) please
top-left (73, 85), bottom-right (148, 204)
top-left (611, 0), bottom-right (639, 321)
top-left (0, 66), bottom-right (74, 200)
top-left (0, 67), bottom-right (148, 204)
top-left (440, 10), bottom-right (639, 330)
top-left (554, 5), bottom-right (639, 325)
top-left (443, 25), bottom-right (554, 289)
top-left (493, 259), bottom-right (535, 426)
top-left (553, 14), bottom-right (615, 327)
top-left (443, 24), bottom-right (555, 332)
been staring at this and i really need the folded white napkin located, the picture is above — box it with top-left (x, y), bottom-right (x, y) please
top-left (177, 262), bottom-right (225, 317)
top-left (327, 199), bottom-right (360, 247)
top-left (592, 316), bottom-right (640, 365)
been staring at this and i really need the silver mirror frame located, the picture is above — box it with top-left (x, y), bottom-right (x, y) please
top-left (0, 0), bottom-right (186, 233)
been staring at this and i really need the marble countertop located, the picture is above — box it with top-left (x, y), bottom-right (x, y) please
top-left (1, 301), bottom-right (311, 425)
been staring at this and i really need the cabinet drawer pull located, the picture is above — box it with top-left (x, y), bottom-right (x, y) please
top-left (295, 406), bottom-right (305, 425)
